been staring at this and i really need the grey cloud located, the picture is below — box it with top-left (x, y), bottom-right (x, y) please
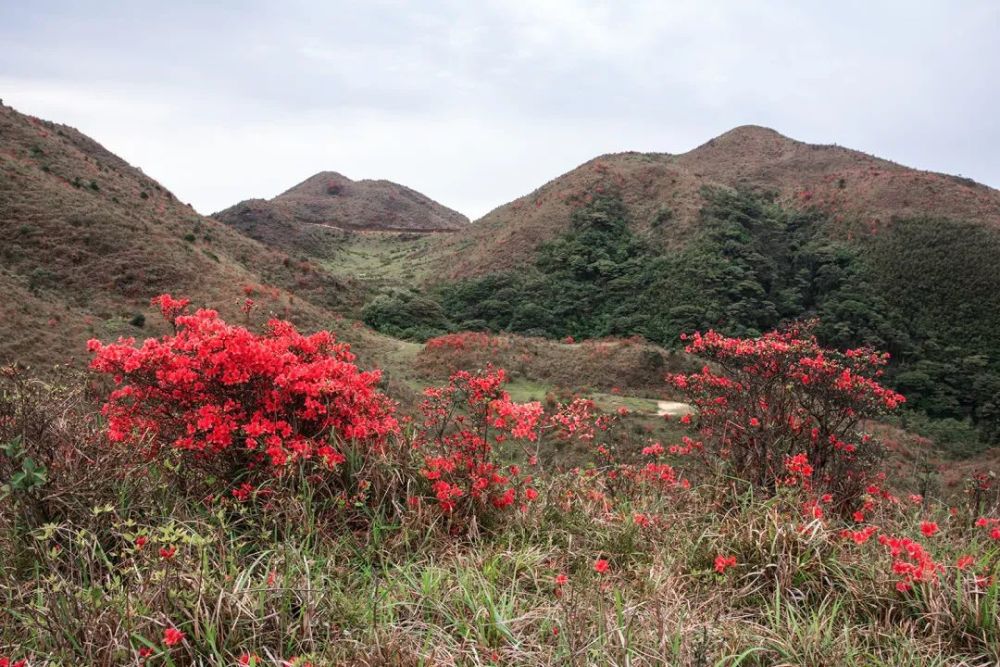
top-left (1, 1), bottom-right (997, 218)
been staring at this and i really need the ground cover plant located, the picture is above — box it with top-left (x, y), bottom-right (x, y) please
top-left (1, 298), bottom-right (999, 666)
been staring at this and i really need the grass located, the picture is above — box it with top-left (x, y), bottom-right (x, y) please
top-left (2, 367), bottom-right (998, 666)
top-left (5, 465), bottom-right (999, 666)
top-left (319, 232), bottom-right (442, 293)
top-left (502, 379), bottom-right (552, 403)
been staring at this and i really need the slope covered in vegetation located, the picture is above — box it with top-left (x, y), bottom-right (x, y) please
top-left (2, 306), bottom-right (998, 666)
top-left (0, 102), bottom-right (370, 369)
top-left (364, 190), bottom-right (1000, 449)
top-left (426, 126), bottom-right (1000, 281)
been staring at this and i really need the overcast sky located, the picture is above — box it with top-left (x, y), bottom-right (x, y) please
top-left (2, 1), bottom-right (998, 220)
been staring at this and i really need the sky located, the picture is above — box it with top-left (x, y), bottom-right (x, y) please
top-left (2, 1), bottom-right (998, 220)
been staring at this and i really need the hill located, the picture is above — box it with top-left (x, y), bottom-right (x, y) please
top-left (351, 130), bottom-right (1000, 447)
top-left (0, 102), bottom-right (369, 369)
top-left (430, 125), bottom-right (1000, 279)
top-left (212, 171), bottom-right (468, 257)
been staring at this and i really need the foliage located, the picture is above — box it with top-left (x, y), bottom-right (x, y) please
top-left (866, 217), bottom-right (1000, 442)
top-left (418, 190), bottom-right (1000, 446)
top-left (361, 289), bottom-right (452, 340)
top-left (437, 196), bottom-right (656, 339)
top-left (87, 295), bottom-right (398, 488)
top-left (414, 367), bottom-right (543, 526)
top-left (669, 325), bottom-right (904, 506)
top-left (2, 342), bottom-right (1000, 663)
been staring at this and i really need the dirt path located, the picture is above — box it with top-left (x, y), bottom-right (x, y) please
top-left (656, 400), bottom-right (692, 417)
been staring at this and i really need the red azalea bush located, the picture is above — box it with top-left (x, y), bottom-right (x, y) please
top-left (668, 323), bottom-right (905, 507)
top-left (88, 295), bottom-right (398, 487)
top-left (414, 366), bottom-right (543, 525)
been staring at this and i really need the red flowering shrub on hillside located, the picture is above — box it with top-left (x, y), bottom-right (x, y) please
top-left (423, 332), bottom-right (508, 352)
top-left (668, 323), bottom-right (905, 506)
top-left (88, 295), bottom-right (397, 485)
top-left (414, 367), bottom-right (542, 524)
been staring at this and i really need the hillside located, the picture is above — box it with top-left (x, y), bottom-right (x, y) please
top-left (351, 131), bottom-right (1000, 447)
top-left (431, 126), bottom-right (1000, 280)
top-left (0, 102), bottom-right (371, 369)
top-left (212, 171), bottom-right (468, 258)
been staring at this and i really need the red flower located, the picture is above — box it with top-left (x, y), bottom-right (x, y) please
top-left (920, 521), bottom-right (939, 537)
top-left (593, 558), bottom-right (610, 574)
top-left (135, 535), bottom-right (148, 549)
top-left (714, 554), bottom-right (737, 574)
top-left (88, 297), bottom-right (398, 482)
top-left (159, 546), bottom-right (176, 560)
top-left (956, 555), bottom-right (976, 570)
top-left (162, 627), bottom-right (185, 646)
top-left (554, 573), bottom-right (568, 586)
top-left (668, 325), bottom-right (904, 504)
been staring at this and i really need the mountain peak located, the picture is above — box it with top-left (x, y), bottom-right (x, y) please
top-left (688, 125), bottom-right (799, 160)
top-left (278, 171), bottom-right (353, 198)
top-left (214, 171), bottom-right (468, 250)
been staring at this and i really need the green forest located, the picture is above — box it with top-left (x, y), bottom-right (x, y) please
top-left (363, 190), bottom-right (1000, 446)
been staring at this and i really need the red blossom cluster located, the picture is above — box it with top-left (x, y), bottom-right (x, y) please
top-left (88, 295), bottom-right (398, 485)
top-left (415, 367), bottom-right (541, 518)
top-left (714, 554), bottom-right (737, 574)
top-left (669, 324), bottom-right (905, 506)
top-left (547, 398), bottom-right (614, 443)
top-left (975, 517), bottom-right (1000, 540)
top-left (839, 525), bottom-right (879, 545)
top-left (163, 627), bottom-right (185, 646)
top-left (877, 535), bottom-right (942, 592)
top-left (424, 332), bottom-right (507, 351)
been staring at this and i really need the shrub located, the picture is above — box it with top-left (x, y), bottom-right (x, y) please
top-left (414, 367), bottom-right (542, 527)
top-left (88, 295), bottom-right (398, 489)
top-left (361, 290), bottom-right (451, 340)
top-left (668, 323), bottom-right (905, 507)
top-left (0, 366), bottom-right (123, 529)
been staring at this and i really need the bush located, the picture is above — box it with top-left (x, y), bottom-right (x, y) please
top-left (668, 324), bottom-right (905, 507)
top-left (88, 295), bottom-right (398, 491)
top-left (414, 367), bottom-right (543, 527)
top-left (0, 365), bottom-right (124, 529)
top-left (361, 290), bottom-right (451, 340)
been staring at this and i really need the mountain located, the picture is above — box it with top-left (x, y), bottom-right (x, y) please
top-left (212, 171), bottom-right (468, 257)
top-left (370, 127), bottom-right (998, 446)
top-left (430, 125), bottom-right (1000, 280)
top-left (0, 102), bottom-right (365, 369)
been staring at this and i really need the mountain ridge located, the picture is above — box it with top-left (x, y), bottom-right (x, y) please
top-left (426, 124), bottom-right (1000, 280)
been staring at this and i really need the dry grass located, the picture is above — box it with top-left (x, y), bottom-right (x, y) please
top-left (0, 102), bottom-right (370, 370)
top-left (2, 370), bottom-right (999, 666)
